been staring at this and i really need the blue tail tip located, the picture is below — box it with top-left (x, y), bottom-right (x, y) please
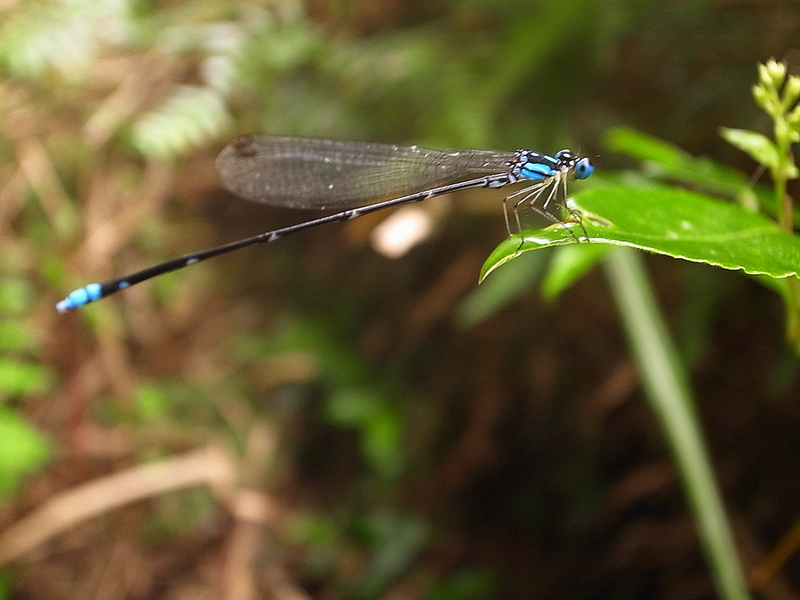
top-left (56, 283), bottom-right (102, 313)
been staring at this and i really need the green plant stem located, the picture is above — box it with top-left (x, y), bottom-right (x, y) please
top-left (774, 177), bottom-right (790, 232)
top-left (784, 278), bottom-right (800, 350)
top-left (772, 139), bottom-right (800, 349)
top-left (604, 248), bottom-right (751, 600)
top-left (774, 174), bottom-right (799, 343)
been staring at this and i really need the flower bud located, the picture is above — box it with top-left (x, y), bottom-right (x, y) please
top-left (787, 103), bottom-right (800, 125)
top-left (752, 84), bottom-right (768, 108)
top-left (767, 59), bottom-right (787, 86)
top-left (759, 63), bottom-right (772, 87)
top-left (783, 75), bottom-right (800, 109)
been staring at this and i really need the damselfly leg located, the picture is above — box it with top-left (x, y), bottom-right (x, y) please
top-left (502, 177), bottom-right (586, 240)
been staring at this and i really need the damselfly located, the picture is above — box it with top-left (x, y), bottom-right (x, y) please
top-left (56, 135), bottom-right (593, 312)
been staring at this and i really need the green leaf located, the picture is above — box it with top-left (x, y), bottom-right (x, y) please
top-left (720, 127), bottom-right (780, 171)
top-left (607, 127), bottom-right (800, 224)
top-left (454, 250), bottom-right (546, 329)
top-left (0, 406), bottom-right (51, 496)
top-left (348, 511), bottom-right (427, 599)
top-left (605, 127), bottom-right (750, 196)
top-left (0, 320), bottom-right (37, 352)
top-left (481, 186), bottom-right (800, 281)
top-left (129, 86), bottom-right (232, 158)
top-left (134, 382), bottom-right (171, 421)
top-left (541, 243), bottom-right (613, 300)
top-left (326, 387), bottom-right (404, 477)
top-left (426, 570), bottom-right (499, 600)
top-left (0, 279), bottom-right (34, 316)
top-left (326, 387), bottom-right (383, 425)
top-left (0, 358), bottom-right (53, 396)
top-left (0, 0), bottom-right (130, 79)
top-left (362, 410), bottom-right (404, 478)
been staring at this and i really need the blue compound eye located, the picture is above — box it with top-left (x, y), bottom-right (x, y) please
top-left (574, 158), bottom-right (594, 180)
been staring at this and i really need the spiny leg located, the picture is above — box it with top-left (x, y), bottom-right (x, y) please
top-left (503, 181), bottom-right (547, 234)
top-left (557, 174), bottom-right (588, 240)
top-left (519, 179), bottom-right (564, 227)
top-left (539, 177), bottom-right (560, 212)
top-left (521, 175), bottom-right (582, 242)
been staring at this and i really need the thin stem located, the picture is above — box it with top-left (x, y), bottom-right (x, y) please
top-left (769, 83), bottom-right (800, 348)
top-left (604, 247), bottom-right (751, 600)
top-left (774, 176), bottom-right (791, 232)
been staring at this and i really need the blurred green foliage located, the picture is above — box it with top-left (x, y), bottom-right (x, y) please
top-left (0, 407), bottom-right (50, 498)
top-left (0, 275), bottom-right (52, 498)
